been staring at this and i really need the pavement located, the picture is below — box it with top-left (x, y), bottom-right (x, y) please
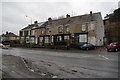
top-left (1, 47), bottom-right (119, 78)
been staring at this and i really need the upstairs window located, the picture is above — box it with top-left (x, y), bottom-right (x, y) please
top-left (46, 28), bottom-right (50, 33)
top-left (82, 24), bottom-right (86, 32)
top-left (66, 25), bottom-right (70, 32)
top-left (31, 30), bottom-right (35, 35)
top-left (28, 30), bottom-right (30, 35)
top-left (41, 30), bottom-right (45, 34)
top-left (58, 26), bottom-right (63, 33)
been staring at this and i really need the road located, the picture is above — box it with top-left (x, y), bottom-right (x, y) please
top-left (1, 48), bottom-right (119, 78)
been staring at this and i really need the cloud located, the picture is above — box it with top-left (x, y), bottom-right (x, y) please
top-left (1, 1), bottom-right (119, 35)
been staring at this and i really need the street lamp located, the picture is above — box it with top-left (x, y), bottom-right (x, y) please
top-left (26, 15), bottom-right (32, 24)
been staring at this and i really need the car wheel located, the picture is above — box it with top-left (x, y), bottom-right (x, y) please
top-left (86, 48), bottom-right (89, 50)
top-left (107, 49), bottom-right (110, 52)
top-left (115, 48), bottom-right (118, 52)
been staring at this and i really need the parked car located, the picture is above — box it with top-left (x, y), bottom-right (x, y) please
top-left (0, 43), bottom-right (3, 47)
top-left (81, 43), bottom-right (96, 50)
top-left (2, 45), bottom-right (10, 49)
top-left (2, 41), bottom-right (10, 49)
top-left (106, 42), bottom-right (120, 52)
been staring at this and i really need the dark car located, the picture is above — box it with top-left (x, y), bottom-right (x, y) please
top-left (81, 43), bottom-right (96, 50)
top-left (106, 42), bottom-right (120, 52)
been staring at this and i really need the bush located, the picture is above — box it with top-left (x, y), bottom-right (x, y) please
top-left (55, 41), bottom-right (67, 45)
top-left (70, 43), bottom-right (86, 49)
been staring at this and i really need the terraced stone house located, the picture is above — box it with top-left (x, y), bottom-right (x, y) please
top-left (20, 11), bottom-right (105, 46)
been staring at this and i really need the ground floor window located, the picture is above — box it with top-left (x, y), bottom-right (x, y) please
top-left (30, 37), bottom-right (35, 43)
top-left (79, 34), bottom-right (87, 42)
top-left (21, 37), bottom-right (24, 40)
top-left (26, 37), bottom-right (29, 43)
top-left (45, 36), bottom-right (49, 43)
top-left (64, 35), bottom-right (70, 40)
top-left (39, 37), bottom-right (43, 42)
top-left (57, 36), bottom-right (62, 41)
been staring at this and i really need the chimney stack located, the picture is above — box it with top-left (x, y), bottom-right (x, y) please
top-left (34, 21), bottom-right (38, 24)
top-left (66, 14), bottom-right (70, 18)
top-left (48, 17), bottom-right (52, 24)
top-left (90, 11), bottom-right (92, 16)
top-left (6, 31), bottom-right (8, 34)
top-left (66, 14), bottom-right (71, 21)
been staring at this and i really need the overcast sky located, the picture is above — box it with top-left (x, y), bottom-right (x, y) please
top-left (1, 0), bottom-right (120, 35)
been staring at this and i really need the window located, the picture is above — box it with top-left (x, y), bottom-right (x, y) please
top-left (28, 30), bottom-right (30, 35)
top-left (46, 28), bottom-right (50, 33)
top-left (31, 30), bottom-right (35, 35)
top-left (58, 26), bottom-right (63, 33)
top-left (64, 35), bottom-right (69, 40)
top-left (57, 36), bottom-right (62, 41)
top-left (82, 24), bottom-right (86, 32)
top-left (79, 34), bottom-right (87, 42)
top-left (21, 37), bottom-right (24, 41)
top-left (39, 37), bottom-right (43, 42)
top-left (66, 25), bottom-right (70, 32)
top-left (26, 37), bottom-right (29, 43)
top-left (41, 30), bottom-right (45, 34)
top-left (45, 36), bottom-right (49, 43)
top-left (30, 37), bottom-right (35, 43)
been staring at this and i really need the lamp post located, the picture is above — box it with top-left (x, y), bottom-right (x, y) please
top-left (26, 15), bottom-right (32, 24)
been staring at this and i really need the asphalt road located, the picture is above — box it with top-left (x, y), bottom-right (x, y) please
top-left (1, 48), bottom-right (119, 78)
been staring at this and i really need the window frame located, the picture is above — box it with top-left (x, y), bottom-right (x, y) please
top-left (82, 24), bottom-right (86, 32)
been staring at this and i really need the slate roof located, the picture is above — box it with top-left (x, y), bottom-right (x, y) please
top-left (46, 12), bottom-right (101, 27)
top-left (2, 32), bottom-right (18, 37)
top-left (21, 12), bottom-right (101, 30)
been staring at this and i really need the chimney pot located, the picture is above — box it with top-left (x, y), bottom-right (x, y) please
top-left (66, 14), bottom-right (70, 18)
top-left (6, 31), bottom-right (8, 34)
top-left (48, 17), bottom-right (52, 24)
top-left (34, 21), bottom-right (38, 24)
top-left (90, 11), bottom-right (92, 16)
top-left (48, 17), bottom-right (52, 21)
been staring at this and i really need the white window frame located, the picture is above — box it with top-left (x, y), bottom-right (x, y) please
top-left (45, 36), bottom-right (49, 43)
top-left (39, 37), bottom-right (43, 42)
top-left (66, 25), bottom-right (70, 32)
top-left (82, 24), bottom-right (86, 32)
top-left (79, 34), bottom-right (87, 42)
top-left (26, 37), bottom-right (29, 43)
top-left (41, 30), bottom-right (44, 34)
top-left (28, 30), bottom-right (30, 35)
top-left (31, 30), bottom-right (35, 35)
top-left (30, 37), bottom-right (35, 43)
top-left (64, 35), bottom-right (69, 40)
top-left (58, 26), bottom-right (63, 33)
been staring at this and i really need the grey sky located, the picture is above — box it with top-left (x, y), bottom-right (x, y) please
top-left (1, 0), bottom-right (120, 35)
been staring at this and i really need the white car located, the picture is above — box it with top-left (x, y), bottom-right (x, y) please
top-left (0, 43), bottom-right (3, 47)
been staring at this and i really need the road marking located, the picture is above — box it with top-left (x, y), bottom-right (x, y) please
top-left (99, 55), bottom-right (109, 60)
